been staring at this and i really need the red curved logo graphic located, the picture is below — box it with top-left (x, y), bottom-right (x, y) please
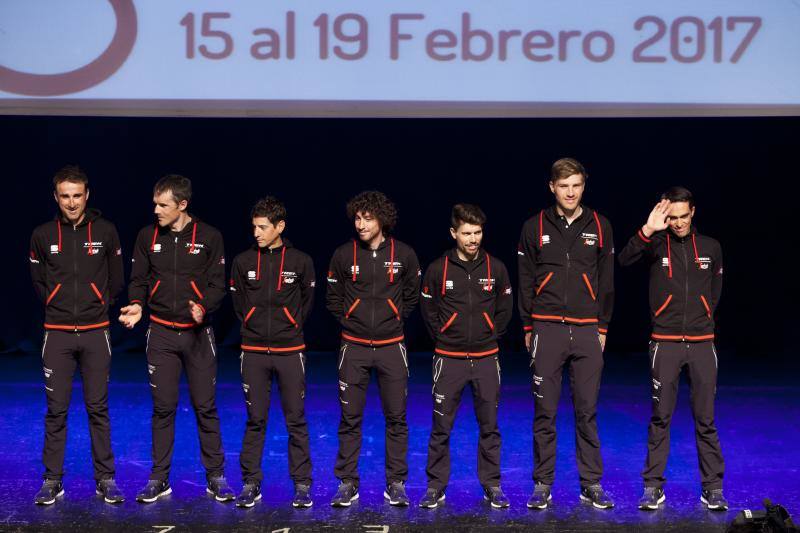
top-left (0, 0), bottom-right (137, 96)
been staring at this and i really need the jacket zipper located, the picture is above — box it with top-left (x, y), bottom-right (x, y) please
top-left (681, 239), bottom-right (688, 340)
top-left (172, 235), bottom-right (178, 315)
top-left (370, 249), bottom-right (377, 336)
top-left (72, 225), bottom-right (78, 330)
top-left (563, 251), bottom-right (570, 323)
top-left (267, 249), bottom-right (273, 342)
top-left (467, 269), bottom-right (473, 349)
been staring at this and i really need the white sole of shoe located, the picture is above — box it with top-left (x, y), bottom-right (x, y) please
top-left (331, 492), bottom-right (359, 507)
top-left (236, 492), bottom-right (262, 508)
top-left (639, 494), bottom-right (666, 510)
top-left (419, 493), bottom-right (446, 509)
top-left (700, 495), bottom-right (727, 511)
top-left (383, 491), bottom-right (410, 506)
top-left (137, 486), bottom-right (172, 503)
top-left (206, 488), bottom-right (234, 502)
top-left (95, 490), bottom-right (124, 504)
top-left (484, 495), bottom-right (510, 508)
top-left (527, 494), bottom-right (552, 509)
top-left (580, 494), bottom-right (614, 509)
top-left (36, 489), bottom-right (64, 505)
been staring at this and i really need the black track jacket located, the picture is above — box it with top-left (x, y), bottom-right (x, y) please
top-left (30, 208), bottom-right (124, 331)
top-left (618, 226), bottom-right (722, 341)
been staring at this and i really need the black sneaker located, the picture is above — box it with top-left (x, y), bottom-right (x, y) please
top-left (384, 481), bottom-right (410, 507)
top-left (330, 481), bottom-right (359, 507)
top-left (418, 487), bottom-right (446, 509)
top-left (207, 476), bottom-right (235, 502)
top-left (95, 479), bottom-right (124, 504)
top-left (136, 479), bottom-right (171, 503)
top-left (34, 479), bottom-right (64, 505)
top-left (580, 484), bottom-right (614, 509)
top-left (292, 484), bottom-right (313, 508)
top-left (638, 486), bottom-right (665, 510)
top-left (527, 483), bottom-right (552, 509)
top-left (236, 481), bottom-right (261, 508)
top-left (701, 488), bottom-right (729, 511)
top-left (483, 486), bottom-right (510, 509)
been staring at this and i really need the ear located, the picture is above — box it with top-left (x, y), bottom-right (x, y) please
top-left (548, 181), bottom-right (555, 194)
top-left (178, 199), bottom-right (188, 212)
top-left (53, 190), bottom-right (59, 204)
top-left (85, 188), bottom-right (90, 202)
top-left (276, 220), bottom-right (286, 234)
top-left (449, 227), bottom-right (457, 240)
top-left (690, 206), bottom-right (696, 218)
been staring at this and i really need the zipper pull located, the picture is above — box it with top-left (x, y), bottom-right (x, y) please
top-left (372, 250), bottom-right (377, 258)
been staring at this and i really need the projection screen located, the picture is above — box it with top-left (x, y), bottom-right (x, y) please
top-left (1, 0), bottom-right (799, 117)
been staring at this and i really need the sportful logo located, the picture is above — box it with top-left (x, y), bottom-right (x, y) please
top-left (445, 280), bottom-right (454, 290)
top-left (661, 257), bottom-right (670, 267)
top-left (541, 235), bottom-right (551, 245)
top-left (0, 0), bottom-right (138, 96)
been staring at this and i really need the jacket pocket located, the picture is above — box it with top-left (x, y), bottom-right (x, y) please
top-left (700, 295), bottom-right (711, 318)
top-left (90, 282), bottom-right (105, 305)
top-left (654, 294), bottom-right (672, 317)
top-left (387, 298), bottom-right (400, 320)
top-left (244, 306), bottom-right (256, 325)
top-left (536, 272), bottom-right (553, 296)
top-left (148, 279), bottom-right (161, 302)
top-left (282, 306), bottom-right (299, 328)
top-left (482, 311), bottom-right (495, 331)
top-left (190, 280), bottom-right (204, 300)
top-left (581, 273), bottom-right (596, 301)
top-left (46, 283), bottom-right (62, 306)
top-left (345, 298), bottom-right (361, 319)
top-left (440, 312), bottom-right (458, 333)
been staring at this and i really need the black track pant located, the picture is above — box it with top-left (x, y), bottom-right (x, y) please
top-left (425, 354), bottom-right (502, 491)
top-left (642, 340), bottom-right (725, 490)
top-left (239, 351), bottom-right (312, 485)
top-left (146, 323), bottom-right (224, 481)
top-left (530, 321), bottom-right (604, 487)
top-left (41, 328), bottom-right (115, 481)
top-left (335, 341), bottom-right (409, 486)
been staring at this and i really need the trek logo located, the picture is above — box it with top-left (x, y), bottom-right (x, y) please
top-left (84, 241), bottom-right (103, 254)
top-left (581, 232), bottom-right (598, 246)
top-left (434, 392), bottom-right (445, 404)
top-left (242, 383), bottom-right (250, 393)
top-left (478, 278), bottom-right (496, 290)
top-left (43, 367), bottom-right (53, 379)
top-left (281, 271), bottom-right (298, 284)
top-left (697, 257), bottom-right (712, 270)
top-left (185, 242), bottom-right (204, 254)
top-left (384, 261), bottom-right (402, 274)
top-left (541, 235), bottom-right (551, 245)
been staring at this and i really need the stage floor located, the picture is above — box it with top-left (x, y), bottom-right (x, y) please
top-left (1, 347), bottom-right (798, 532)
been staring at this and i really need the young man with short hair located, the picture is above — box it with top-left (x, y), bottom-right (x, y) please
top-left (619, 187), bottom-right (728, 511)
top-left (418, 204), bottom-right (513, 509)
top-left (29, 165), bottom-right (125, 505)
top-left (326, 191), bottom-right (421, 507)
top-left (517, 158), bottom-right (615, 509)
top-left (119, 175), bottom-right (233, 503)
top-left (230, 197), bottom-right (315, 508)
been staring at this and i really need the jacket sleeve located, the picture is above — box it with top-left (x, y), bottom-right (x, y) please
top-left (128, 228), bottom-right (151, 306)
top-left (401, 247), bottom-right (421, 319)
top-left (299, 253), bottom-right (316, 326)
top-left (517, 219), bottom-right (538, 332)
top-left (198, 229), bottom-right (226, 315)
top-left (229, 256), bottom-right (247, 322)
top-left (420, 262), bottom-right (441, 340)
top-left (710, 241), bottom-right (723, 313)
top-left (107, 223), bottom-right (125, 306)
top-left (597, 218), bottom-right (615, 334)
top-left (618, 228), bottom-right (656, 267)
top-left (30, 229), bottom-right (48, 304)
top-left (493, 261), bottom-right (514, 338)
top-left (325, 248), bottom-right (346, 322)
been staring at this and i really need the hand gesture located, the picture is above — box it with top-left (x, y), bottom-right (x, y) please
top-left (643, 199), bottom-right (671, 237)
top-left (189, 300), bottom-right (205, 324)
top-left (119, 303), bottom-right (142, 329)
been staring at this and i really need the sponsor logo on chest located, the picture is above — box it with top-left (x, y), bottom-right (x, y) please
top-left (384, 261), bottom-right (403, 274)
top-left (581, 232), bottom-right (598, 246)
top-left (697, 257), bottom-right (712, 270)
top-left (541, 235), bottom-right (551, 245)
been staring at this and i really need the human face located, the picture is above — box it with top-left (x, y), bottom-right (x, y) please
top-left (153, 190), bottom-right (187, 228)
top-left (54, 181), bottom-right (89, 225)
top-left (253, 216), bottom-right (285, 248)
top-left (354, 211), bottom-right (383, 246)
top-left (549, 173), bottom-right (585, 214)
top-left (450, 222), bottom-right (483, 261)
top-left (667, 201), bottom-right (695, 238)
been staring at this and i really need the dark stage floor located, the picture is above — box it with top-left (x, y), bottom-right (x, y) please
top-left (1, 346), bottom-right (798, 532)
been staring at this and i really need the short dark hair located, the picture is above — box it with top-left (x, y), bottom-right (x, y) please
top-left (153, 174), bottom-right (192, 205)
top-left (451, 203), bottom-right (486, 229)
top-left (346, 191), bottom-right (398, 234)
top-left (250, 196), bottom-right (287, 225)
top-left (53, 165), bottom-right (89, 190)
top-left (551, 157), bottom-right (588, 182)
top-left (661, 186), bottom-right (695, 208)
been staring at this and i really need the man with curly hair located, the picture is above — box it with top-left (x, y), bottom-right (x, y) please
top-left (326, 191), bottom-right (421, 507)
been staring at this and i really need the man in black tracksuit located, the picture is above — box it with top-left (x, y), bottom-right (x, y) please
top-left (119, 175), bottom-right (233, 503)
top-left (29, 166), bottom-right (125, 505)
top-left (618, 187), bottom-right (728, 511)
top-left (518, 158), bottom-right (615, 509)
top-left (326, 191), bottom-right (420, 507)
top-left (229, 197), bottom-right (315, 508)
top-left (418, 204), bottom-right (513, 509)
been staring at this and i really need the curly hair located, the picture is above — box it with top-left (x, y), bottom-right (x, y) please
top-left (250, 196), bottom-right (287, 225)
top-left (346, 191), bottom-right (398, 235)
